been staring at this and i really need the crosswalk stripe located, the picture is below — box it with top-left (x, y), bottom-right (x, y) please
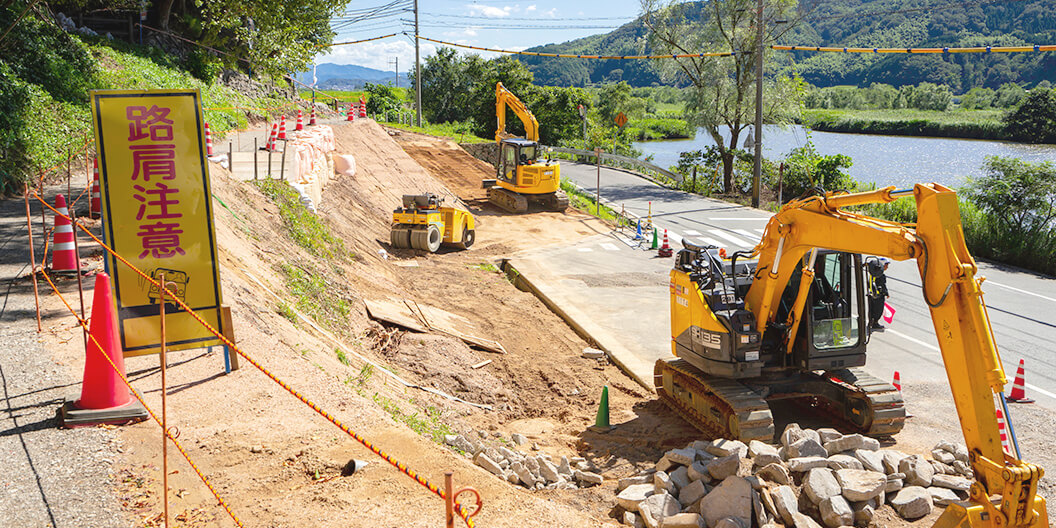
top-left (702, 237), bottom-right (726, 248)
top-left (754, 228), bottom-right (766, 235)
top-left (577, 247), bottom-right (593, 252)
top-left (733, 229), bottom-right (759, 242)
top-left (683, 230), bottom-right (701, 236)
top-left (600, 243), bottom-right (620, 251)
top-left (708, 230), bottom-right (752, 248)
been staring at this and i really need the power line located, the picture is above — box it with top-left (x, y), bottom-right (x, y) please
top-left (419, 11), bottom-right (638, 21)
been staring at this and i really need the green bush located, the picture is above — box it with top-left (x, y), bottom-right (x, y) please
top-left (778, 141), bottom-right (854, 201)
top-left (1003, 88), bottom-right (1056, 144)
top-left (364, 83), bottom-right (404, 116)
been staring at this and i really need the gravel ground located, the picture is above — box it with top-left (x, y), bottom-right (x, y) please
top-left (0, 188), bottom-right (125, 528)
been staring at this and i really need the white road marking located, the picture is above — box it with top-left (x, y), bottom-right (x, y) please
top-left (577, 247), bottom-right (593, 252)
top-left (708, 230), bottom-right (753, 248)
top-left (600, 243), bottom-right (620, 251)
top-left (702, 237), bottom-right (726, 248)
top-left (733, 229), bottom-right (760, 242)
top-left (985, 280), bottom-right (1056, 303)
top-left (755, 229), bottom-right (767, 235)
top-left (887, 328), bottom-right (1056, 401)
top-left (683, 230), bottom-right (701, 236)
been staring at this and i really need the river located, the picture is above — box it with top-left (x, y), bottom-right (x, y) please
top-left (633, 125), bottom-right (1056, 189)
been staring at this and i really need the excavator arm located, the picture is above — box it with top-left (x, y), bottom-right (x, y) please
top-left (743, 183), bottom-right (1046, 528)
top-left (495, 82), bottom-right (540, 142)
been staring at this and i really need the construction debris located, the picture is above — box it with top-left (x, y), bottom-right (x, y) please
top-left (611, 424), bottom-right (974, 527)
top-left (444, 433), bottom-right (602, 490)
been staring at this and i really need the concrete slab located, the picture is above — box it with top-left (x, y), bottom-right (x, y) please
top-left (505, 230), bottom-right (674, 390)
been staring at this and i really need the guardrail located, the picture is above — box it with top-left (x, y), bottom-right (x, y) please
top-left (544, 146), bottom-right (682, 186)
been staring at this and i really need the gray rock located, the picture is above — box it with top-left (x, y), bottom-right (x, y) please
top-left (953, 444), bottom-right (969, 463)
top-left (699, 476), bottom-right (752, 528)
top-left (789, 437), bottom-right (828, 459)
top-left (655, 471), bottom-right (676, 494)
top-left (671, 466), bottom-right (691, 490)
top-left (836, 469), bottom-right (887, 502)
top-left (705, 439), bottom-right (749, 459)
top-left (667, 448), bottom-right (698, 467)
top-left (928, 486), bottom-right (960, 506)
top-left (932, 473), bottom-right (971, 491)
top-left (539, 458), bottom-right (560, 483)
top-left (884, 477), bottom-right (904, 493)
top-left (854, 449), bottom-right (885, 473)
top-left (444, 434), bottom-right (459, 446)
top-left (687, 461), bottom-right (711, 483)
top-left (511, 433), bottom-right (527, 445)
top-left (712, 517), bottom-right (745, 528)
top-left (660, 513), bottom-right (705, 528)
top-left (574, 470), bottom-right (603, 485)
top-left (900, 455), bottom-right (935, 487)
top-left (749, 440), bottom-right (782, 467)
top-left (617, 483), bottom-right (656, 511)
top-left (952, 460), bottom-right (973, 477)
top-left (827, 454), bottom-right (864, 470)
top-left (753, 489), bottom-right (773, 526)
top-left (756, 462), bottom-right (791, 485)
top-left (817, 428), bottom-right (843, 444)
top-left (623, 511), bottom-right (637, 526)
top-left (788, 457), bottom-right (829, 472)
top-left (930, 460), bottom-right (955, 475)
top-left (851, 502), bottom-right (875, 527)
top-left (891, 486), bottom-right (932, 519)
top-left (679, 479), bottom-right (709, 506)
top-left (474, 453), bottom-right (504, 476)
top-left (803, 468), bottom-right (842, 503)
top-left (881, 450), bottom-right (909, 475)
top-left (515, 463), bottom-right (536, 487)
top-left (641, 492), bottom-right (682, 528)
top-left (506, 470), bottom-right (520, 484)
top-left (781, 423), bottom-right (805, 448)
top-left (792, 511), bottom-right (824, 528)
top-left (820, 495), bottom-right (854, 528)
top-left (932, 449), bottom-right (956, 465)
top-left (708, 454), bottom-right (741, 480)
top-left (620, 475), bottom-right (652, 491)
top-left (823, 434), bottom-right (878, 455)
top-left (768, 485), bottom-right (800, 526)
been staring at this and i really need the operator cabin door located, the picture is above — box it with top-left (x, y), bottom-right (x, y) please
top-left (799, 251), bottom-right (867, 370)
top-left (498, 142), bottom-right (518, 185)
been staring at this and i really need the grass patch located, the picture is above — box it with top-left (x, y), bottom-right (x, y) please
top-left (561, 178), bottom-right (620, 222)
top-left (383, 121), bottom-right (492, 144)
top-left (335, 348), bottom-right (351, 366)
top-left (625, 117), bottom-right (695, 141)
top-left (278, 302), bottom-right (298, 323)
top-left (253, 179), bottom-right (348, 259)
top-left (279, 263), bottom-right (351, 332)
top-left (371, 393), bottom-right (455, 443)
top-left (800, 108), bottom-right (1006, 140)
top-left (468, 262), bottom-right (499, 273)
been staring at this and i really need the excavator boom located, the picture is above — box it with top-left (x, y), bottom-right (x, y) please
top-left (495, 82), bottom-right (540, 142)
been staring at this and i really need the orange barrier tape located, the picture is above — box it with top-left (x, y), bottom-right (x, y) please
top-left (317, 33), bottom-right (398, 48)
top-left (772, 44), bottom-right (1056, 53)
top-left (32, 192), bottom-right (478, 527)
top-left (34, 265), bottom-right (246, 528)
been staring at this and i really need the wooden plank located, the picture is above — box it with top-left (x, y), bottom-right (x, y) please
top-left (365, 298), bottom-right (506, 353)
top-left (471, 359), bottom-right (492, 369)
top-left (364, 299), bottom-right (428, 332)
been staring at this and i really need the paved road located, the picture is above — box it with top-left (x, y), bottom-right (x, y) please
top-left (561, 161), bottom-right (1056, 407)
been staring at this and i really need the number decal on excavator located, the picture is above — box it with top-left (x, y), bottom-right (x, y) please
top-left (692, 327), bottom-right (723, 349)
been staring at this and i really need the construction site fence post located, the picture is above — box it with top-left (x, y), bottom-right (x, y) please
top-left (159, 272), bottom-right (170, 528)
top-left (253, 138), bottom-right (258, 180)
top-left (23, 185), bottom-right (41, 332)
top-left (280, 140), bottom-right (287, 181)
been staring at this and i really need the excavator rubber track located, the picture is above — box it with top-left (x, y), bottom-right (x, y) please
top-left (487, 187), bottom-right (529, 213)
top-left (820, 368), bottom-right (907, 438)
top-left (543, 190), bottom-right (569, 212)
top-left (654, 358), bottom-right (775, 442)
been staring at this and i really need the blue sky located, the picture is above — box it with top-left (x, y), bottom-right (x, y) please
top-left (318, 0), bottom-right (646, 72)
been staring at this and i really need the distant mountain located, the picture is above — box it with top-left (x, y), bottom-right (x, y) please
top-left (518, 0), bottom-right (1056, 91)
top-left (294, 63), bottom-right (409, 90)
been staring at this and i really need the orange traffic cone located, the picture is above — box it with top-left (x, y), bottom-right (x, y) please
top-left (266, 123), bottom-right (278, 151)
top-left (277, 115), bottom-right (287, 140)
top-left (296, 109), bottom-right (304, 131)
top-left (347, 101), bottom-right (355, 121)
top-left (359, 97), bottom-right (367, 118)
top-left (89, 158), bottom-right (101, 219)
top-left (204, 122), bottom-right (214, 156)
top-left (892, 371), bottom-right (901, 391)
top-left (309, 106), bottom-right (317, 126)
top-left (58, 272), bottom-right (148, 427)
top-left (658, 229), bottom-right (673, 257)
top-left (996, 408), bottom-right (1012, 454)
top-left (1006, 359), bottom-right (1034, 403)
top-left (50, 194), bottom-right (79, 273)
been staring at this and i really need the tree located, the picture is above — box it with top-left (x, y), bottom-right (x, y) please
top-left (414, 47), bottom-right (487, 124)
top-left (364, 83), bottom-right (403, 116)
top-left (964, 156), bottom-right (1056, 235)
top-left (641, 0), bottom-right (800, 193)
top-left (597, 81), bottom-right (632, 124)
top-left (1004, 88), bottom-right (1056, 143)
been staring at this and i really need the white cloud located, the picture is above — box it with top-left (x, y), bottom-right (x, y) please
top-left (319, 39), bottom-right (438, 71)
top-left (526, 4), bottom-right (537, 11)
top-left (544, 8), bottom-right (558, 17)
top-left (467, 4), bottom-right (513, 17)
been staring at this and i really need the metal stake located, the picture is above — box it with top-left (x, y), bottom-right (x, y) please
top-left (159, 273), bottom-right (169, 528)
top-left (279, 140), bottom-right (287, 181)
top-left (69, 163), bottom-right (87, 352)
top-left (24, 184), bottom-right (41, 333)
top-left (444, 471), bottom-right (455, 528)
top-left (253, 138), bottom-right (258, 180)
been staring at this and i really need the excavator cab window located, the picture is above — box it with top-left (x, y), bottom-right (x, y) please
top-left (809, 252), bottom-right (863, 350)
top-left (499, 142), bottom-right (518, 184)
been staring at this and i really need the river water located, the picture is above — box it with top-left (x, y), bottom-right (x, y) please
top-left (633, 125), bottom-right (1056, 189)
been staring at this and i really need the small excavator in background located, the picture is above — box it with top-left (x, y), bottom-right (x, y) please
top-left (482, 82), bottom-right (567, 213)
top-left (390, 193), bottom-right (475, 252)
top-left (657, 183), bottom-right (1046, 528)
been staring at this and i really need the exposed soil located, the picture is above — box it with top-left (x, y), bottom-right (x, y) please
top-left (32, 119), bottom-right (1053, 528)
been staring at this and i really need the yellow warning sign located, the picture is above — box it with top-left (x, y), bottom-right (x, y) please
top-left (614, 112), bottom-right (628, 129)
top-left (90, 89), bottom-right (224, 357)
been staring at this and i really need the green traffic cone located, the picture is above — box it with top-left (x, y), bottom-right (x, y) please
top-left (651, 228), bottom-right (658, 250)
top-left (591, 386), bottom-right (612, 432)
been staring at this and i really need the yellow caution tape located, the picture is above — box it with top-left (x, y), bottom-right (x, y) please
top-left (318, 33), bottom-right (399, 48)
top-left (772, 44), bottom-right (1056, 54)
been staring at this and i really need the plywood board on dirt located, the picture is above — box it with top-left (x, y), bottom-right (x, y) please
top-left (364, 299), bottom-right (506, 354)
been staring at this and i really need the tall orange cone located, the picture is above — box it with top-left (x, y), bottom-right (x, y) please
top-left (309, 106), bottom-right (317, 126)
top-left (59, 272), bottom-right (148, 427)
top-left (892, 371), bottom-right (901, 391)
top-left (266, 122), bottom-right (278, 151)
top-left (204, 122), bottom-right (214, 156)
top-left (1006, 359), bottom-right (1034, 403)
top-left (347, 101), bottom-right (355, 121)
top-left (359, 97), bottom-right (367, 118)
top-left (996, 408), bottom-right (1012, 453)
top-left (50, 194), bottom-right (79, 273)
top-left (89, 158), bottom-right (101, 219)
top-left (277, 115), bottom-right (287, 140)
top-left (295, 109), bottom-right (304, 131)
top-left (658, 229), bottom-right (673, 257)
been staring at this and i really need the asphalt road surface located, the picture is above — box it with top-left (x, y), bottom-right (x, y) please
top-left (561, 161), bottom-right (1056, 407)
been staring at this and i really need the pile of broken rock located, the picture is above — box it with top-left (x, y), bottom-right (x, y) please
top-left (445, 432), bottom-right (604, 490)
top-left (614, 424), bottom-right (974, 528)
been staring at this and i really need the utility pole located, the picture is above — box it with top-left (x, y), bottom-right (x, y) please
top-left (414, 0), bottom-right (422, 127)
top-left (389, 57), bottom-right (399, 87)
top-left (752, 0), bottom-right (764, 209)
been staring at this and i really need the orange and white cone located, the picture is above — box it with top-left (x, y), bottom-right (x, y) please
top-left (58, 272), bottom-right (148, 427)
top-left (309, 106), bottom-right (317, 126)
top-left (1006, 359), bottom-right (1034, 403)
top-left (89, 158), bottom-right (101, 219)
top-left (296, 109), bottom-right (304, 131)
top-left (266, 123), bottom-right (278, 151)
top-left (658, 229), bottom-right (673, 257)
top-left (50, 194), bottom-right (79, 273)
top-left (359, 97), bottom-right (367, 118)
top-left (347, 102), bottom-right (355, 121)
top-left (893, 371), bottom-right (901, 391)
top-left (277, 115), bottom-right (287, 140)
top-left (204, 122), bottom-right (214, 156)
top-left (996, 408), bottom-right (1012, 454)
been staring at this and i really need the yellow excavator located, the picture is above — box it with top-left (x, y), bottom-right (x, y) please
top-left (657, 183), bottom-right (1046, 527)
top-left (482, 82), bottom-right (567, 213)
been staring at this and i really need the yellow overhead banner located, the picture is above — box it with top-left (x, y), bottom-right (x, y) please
top-left (91, 89), bottom-right (224, 356)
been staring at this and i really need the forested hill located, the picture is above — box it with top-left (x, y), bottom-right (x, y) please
top-left (519, 0), bottom-right (1056, 91)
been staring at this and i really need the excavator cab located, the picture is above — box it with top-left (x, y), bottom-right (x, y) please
top-left (497, 138), bottom-right (540, 186)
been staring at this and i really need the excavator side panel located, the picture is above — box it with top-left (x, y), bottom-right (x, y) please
top-left (670, 269), bottom-right (762, 379)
